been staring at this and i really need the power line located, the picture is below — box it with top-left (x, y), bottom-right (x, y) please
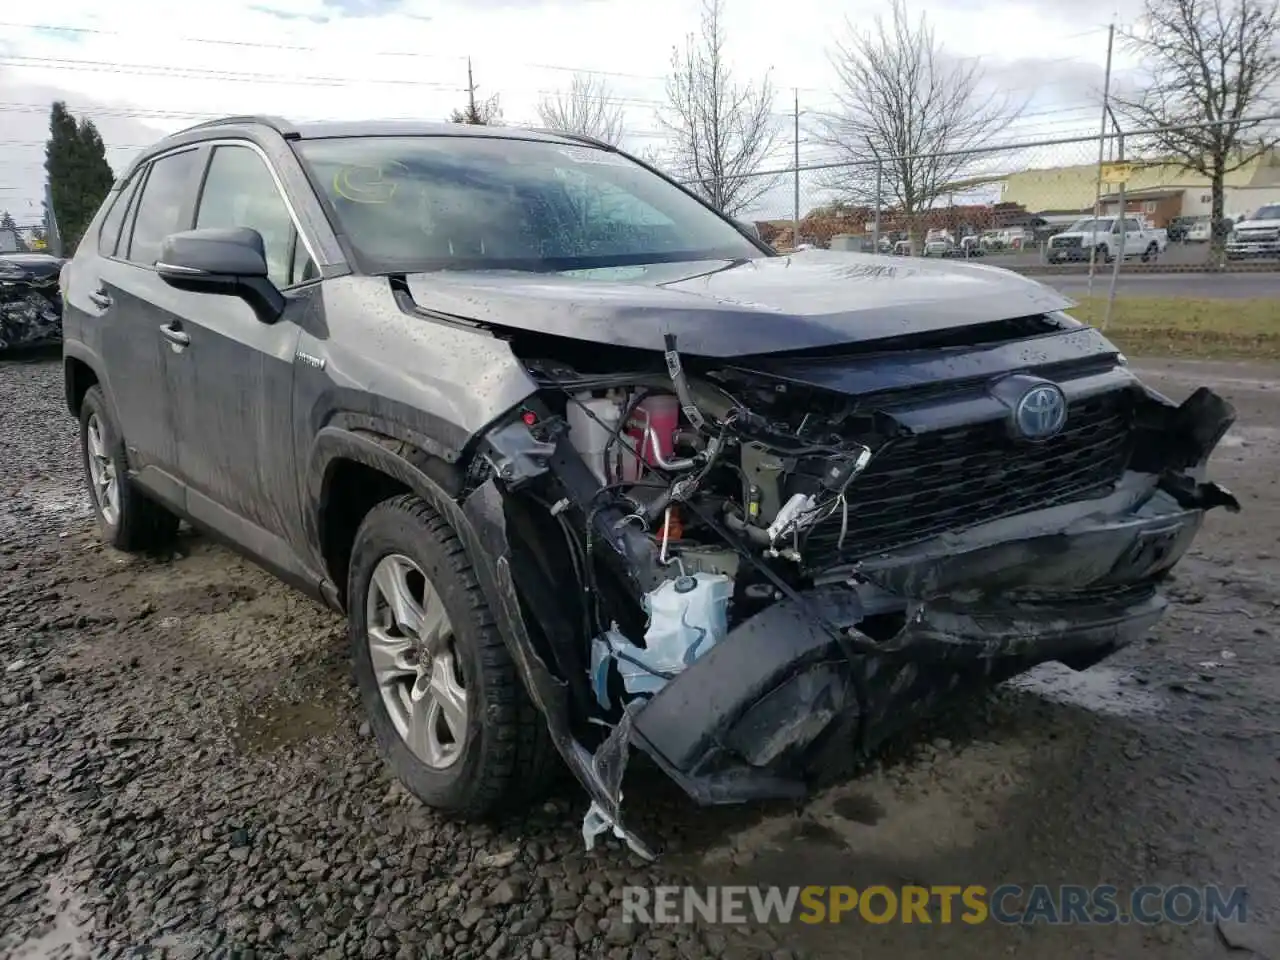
top-left (0, 20), bottom-right (675, 81)
top-left (0, 55), bottom-right (469, 90)
top-left (0, 19), bottom-right (1115, 86)
top-left (0, 51), bottom-right (1132, 110)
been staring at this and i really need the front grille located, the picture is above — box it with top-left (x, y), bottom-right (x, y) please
top-left (802, 390), bottom-right (1133, 568)
top-left (1051, 235), bottom-right (1082, 248)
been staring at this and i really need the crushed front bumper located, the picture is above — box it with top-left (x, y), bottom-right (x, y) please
top-left (629, 474), bottom-right (1231, 804)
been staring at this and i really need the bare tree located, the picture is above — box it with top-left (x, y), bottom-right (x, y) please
top-left (1112, 0), bottom-right (1280, 259)
top-left (811, 0), bottom-right (1021, 252)
top-left (538, 73), bottom-right (626, 145)
top-left (657, 0), bottom-right (781, 216)
top-left (450, 58), bottom-right (503, 125)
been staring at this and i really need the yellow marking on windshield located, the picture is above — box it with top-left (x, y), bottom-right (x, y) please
top-left (332, 161), bottom-right (408, 204)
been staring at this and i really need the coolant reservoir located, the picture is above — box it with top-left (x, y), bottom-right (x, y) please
top-left (621, 394), bottom-right (680, 481)
top-left (567, 392), bottom-right (623, 483)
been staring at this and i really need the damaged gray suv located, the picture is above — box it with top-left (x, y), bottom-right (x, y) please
top-left (61, 117), bottom-right (1239, 855)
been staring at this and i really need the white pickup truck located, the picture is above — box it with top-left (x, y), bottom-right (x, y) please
top-left (1226, 204), bottom-right (1280, 260)
top-left (1046, 216), bottom-right (1167, 264)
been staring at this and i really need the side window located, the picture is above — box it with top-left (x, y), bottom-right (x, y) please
top-left (1123, 218), bottom-right (1142, 233)
top-left (96, 177), bottom-right (138, 258)
top-left (127, 150), bottom-right (199, 266)
top-left (196, 145), bottom-right (300, 288)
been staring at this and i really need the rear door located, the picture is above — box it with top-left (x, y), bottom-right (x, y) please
top-left (91, 147), bottom-right (205, 502)
top-left (166, 141), bottom-right (320, 548)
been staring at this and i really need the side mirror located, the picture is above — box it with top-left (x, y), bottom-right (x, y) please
top-left (735, 219), bottom-right (762, 242)
top-left (156, 227), bottom-right (285, 324)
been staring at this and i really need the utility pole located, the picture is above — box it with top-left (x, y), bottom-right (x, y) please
top-left (1087, 22), bottom-right (1115, 296)
top-left (466, 57), bottom-right (478, 120)
top-left (792, 89), bottom-right (800, 251)
top-left (43, 182), bottom-right (62, 259)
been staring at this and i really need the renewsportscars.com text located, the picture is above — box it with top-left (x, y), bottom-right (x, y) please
top-left (622, 884), bottom-right (1249, 926)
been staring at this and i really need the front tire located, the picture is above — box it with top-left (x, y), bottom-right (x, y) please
top-left (348, 494), bottom-right (557, 819)
top-left (78, 385), bottom-right (179, 552)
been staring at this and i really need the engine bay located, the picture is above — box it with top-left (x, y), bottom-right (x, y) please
top-left (507, 335), bottom-right (905, 718)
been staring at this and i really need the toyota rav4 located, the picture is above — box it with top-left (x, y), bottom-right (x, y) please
top-left (60, 116), bottom-right (1239, 855)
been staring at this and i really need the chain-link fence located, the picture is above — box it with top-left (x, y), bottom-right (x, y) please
top-left (701, 116), bottom-right (1280, 281)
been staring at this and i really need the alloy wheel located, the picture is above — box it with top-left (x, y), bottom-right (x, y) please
top-left (85, 413), bottom-right (120, 527)
top-left (365, 553), bottom-right (468, 768)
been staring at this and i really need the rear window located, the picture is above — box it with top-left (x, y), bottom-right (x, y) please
top-left (97, 177), bottom-right (140, 258)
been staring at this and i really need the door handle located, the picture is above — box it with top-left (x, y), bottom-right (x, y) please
top-left (160, 323), bottom-right (190, 348)
top-left (88, 289), bottom-right (112, 309)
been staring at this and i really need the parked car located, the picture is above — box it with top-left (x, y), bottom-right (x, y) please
top-left (60, 117), bottom-right (1241, 853)
top-left (978, 230), bottom-right (1005, 251)
top-left (922, 235), bottom-right (953, 256)
top-left (0, 252), bottom-right (65, 350)
top-left (942, 235), bottom-right (985, 258)
top-left (1046, 216), bottom-right (1165, 263)
top-left (1226, 204), bottom-right (1280, 260)
top-left (1183, 216), bottom-right (1212, 243)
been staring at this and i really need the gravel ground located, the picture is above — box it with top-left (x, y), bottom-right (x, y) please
top-left (1, 351), bottom-right (1278, 960)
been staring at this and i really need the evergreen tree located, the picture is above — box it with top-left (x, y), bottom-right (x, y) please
top-left (0, 210), bottom-right (21, 252)
top-left (44, 101), bottom-right (115, 253)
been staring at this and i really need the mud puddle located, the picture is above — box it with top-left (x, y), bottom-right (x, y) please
top-left (7, 876), bottom-right (93, 959)
top-left (230, 689), bottom-right (346, 753)
top-left (1008, 662), bottom-right (1164, 717)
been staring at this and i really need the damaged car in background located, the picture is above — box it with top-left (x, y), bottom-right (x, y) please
top-left (59, 118), bottom-right (1240, 858)
top-left (0, 251), bottom-right (64, 350)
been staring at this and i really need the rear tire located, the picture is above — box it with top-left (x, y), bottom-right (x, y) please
top-left (79, 385), bottom-right (179, 552)
top-left (348, 494), bottom-right (558, 819)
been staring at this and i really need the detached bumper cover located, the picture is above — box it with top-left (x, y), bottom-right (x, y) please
top-left (630, 478), bottom-right (1221, 804)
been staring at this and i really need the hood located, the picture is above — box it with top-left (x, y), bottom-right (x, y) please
top-left (403, 250), bottom-right (1075, 359)
top-left (0, 254), bottom-right (64, 280)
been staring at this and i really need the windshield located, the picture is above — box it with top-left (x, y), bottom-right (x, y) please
top-left (1249, 205), bottom-right (1280, 221)
top-left (1065, 217), bottom-right (1114, 233)
top-left (295, 136), bottom-right (764, 273)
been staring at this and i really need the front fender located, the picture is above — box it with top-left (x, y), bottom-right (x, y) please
top-left (304, 426), bottom-right (465, 585)
top-left (305, 426), bottom-right (649, 851)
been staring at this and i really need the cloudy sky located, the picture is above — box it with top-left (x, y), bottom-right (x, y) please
top-left (0, 0), bottom-right (1146, 225)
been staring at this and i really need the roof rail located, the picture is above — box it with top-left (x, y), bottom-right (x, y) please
top-left (529, 128), bottom-right (616, 151)
top-left (169, 115), bottom-right (299, 139)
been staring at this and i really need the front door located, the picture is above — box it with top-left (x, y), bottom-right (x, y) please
top-left (163, 143), bottom-right (320, 554)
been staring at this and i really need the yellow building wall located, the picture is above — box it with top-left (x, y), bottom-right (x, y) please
top-left (1000, 153), bottom-right (1272, 214)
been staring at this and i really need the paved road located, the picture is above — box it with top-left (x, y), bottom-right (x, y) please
top-left (1040, 271), bottom-right (1280, 300)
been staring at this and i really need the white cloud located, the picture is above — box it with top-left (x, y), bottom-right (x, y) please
top-left (0, 0), bottom-right (1139, 222)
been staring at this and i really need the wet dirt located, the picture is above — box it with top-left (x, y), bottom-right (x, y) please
top-left (1, 355), bottom-right (1278, 959)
